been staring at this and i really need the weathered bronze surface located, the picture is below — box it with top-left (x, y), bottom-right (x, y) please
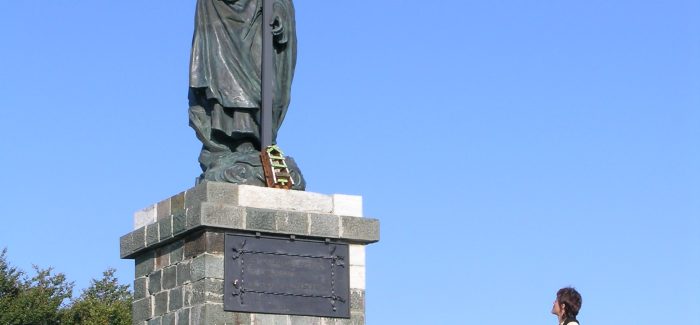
top-left (188, 0), bottom-right (304, 189)
top-left (224, 234), bottom-right (350, 318)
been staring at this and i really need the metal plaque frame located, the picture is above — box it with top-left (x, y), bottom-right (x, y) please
top-left (224, 233), bottom-right (350, 318)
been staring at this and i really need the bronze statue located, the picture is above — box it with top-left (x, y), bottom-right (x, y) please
top-left (188, 0), bottom-right (304, 189)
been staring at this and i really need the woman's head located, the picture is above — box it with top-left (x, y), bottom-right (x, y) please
top-left (552, 287), bottom-right (582, 320)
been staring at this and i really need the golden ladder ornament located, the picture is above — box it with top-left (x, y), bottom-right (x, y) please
top-left (261, 145), bottom-right (295, 189)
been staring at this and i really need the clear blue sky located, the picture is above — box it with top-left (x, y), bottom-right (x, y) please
top-left (1, 1), bottom-right (698, 324)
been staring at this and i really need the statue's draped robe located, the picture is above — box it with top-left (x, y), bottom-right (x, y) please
top-left (189, 0), bottom-right (296, 154)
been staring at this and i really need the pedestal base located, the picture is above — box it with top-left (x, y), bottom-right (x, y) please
top-left (120, 182), bottom-right (379, 325)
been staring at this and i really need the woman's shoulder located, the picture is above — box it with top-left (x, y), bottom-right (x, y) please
top-left (565, 321), bottom-right (580, 325)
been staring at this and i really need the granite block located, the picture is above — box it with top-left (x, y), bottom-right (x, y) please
top-left (120, 233), bottom-right (134, 258)
top-left (340, 216), bottom-right (380, 242)
top-left (191, 254), bottom-right (224, 281)
top-left (252, 313), bottom-right (290, 325)
top-left (132, 297), bottom-right (152, 322)
top-left (147, 316), bottom-right (161, 325)
top-left (154, 291), bottom-right (168, 316)
top-left (169, 286), bottom-right (183, 312)
top-left (176, 261), bottom-right (192, 286)
top-left (135, 252), bottom-right (155, 278)
top-left (156, 247), bottom-right (170, 270)
top-left (157, 199), bottom-right (172, 221)
top-left (159, 217), bottom-right (173, 242)
top-left (170, 240), bottom-right (184, 264)
top-left (350, 312), bottom-right (365, 325)
top-left (238, 185), bottom-right (333, 213)
top-left (172, 213), bottom-right (187, 236)
top-left (350, 289), bottom-right (365, 312)
top-left (189, 278), bottom-right (224, 305)
top-left (171, 192), bottom-right (185, 217)
top-left (200, 203), bottom-right (246, 229)
top-left (132, 227), bottom-right (146, 253)
top-left (176, 308), bottom-right (190, 325)
top-left (134, 277), bottom-right (148, 300)
top-left (147, 223), bottom-right (160, 247)
top-left (184, 231), bottom-right (206, 259)
top-left (246, 208), bottom-right (277, 232)
top-left (162, 313), bottom-right (176, 325)
top-left (309, 213), bottom-right (340, 238)
top-left (148, 269), bottom-right (162, 295)
top-left (162, 266), bottom-right (177, 290)
top-left (275, 210), bottom-right (309, 235)
top-left (290, 315), bottom-right (324, 325)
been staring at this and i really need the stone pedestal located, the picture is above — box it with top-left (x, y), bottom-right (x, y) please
top-left (120, 182), bottom-right (380, 325)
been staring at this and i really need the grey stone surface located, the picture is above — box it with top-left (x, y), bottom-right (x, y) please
top-left (135, 252), bottom-right (155, 278)
top-left (156, 247), bottom-right (170, 270)
top-left (185, 182), bottom-right (239, 218)
top-left (350, 290), bottom-right (365, 312)
top-left (159, 217), bottom-right (173, 241)
top-left (245, 208), bottom-right (277, 232)
top-left (171, 192), bottom-right (185, 217)
top-left (350, 312), bottom-right (365, 325)
top-left (162, 312), bottom-right (176, 325)
top-left (120, 232), bottom-right (134, 258)
top-left (189, 278), bottom-right (224, 305)
top-left (147, 223), bottom-right (160, 247)
top-left (176, 308), bottom-right (190, 325)
top-left (186, 204), bottom-right (203, 230)
top-left (123, 192), bottom-right (379, 259)
top-left (185, 231), bottom-right (225, 259)
top-left (253, 313), bottom-right (290, 325)
top-left (309, 213), bottom-right (340, 238)
top-left (200, 203), bottom-right (246, 229)
top-left (134, 277), bottom-right (148, 300)
top-left (332, 317), bottom-right (352, 325)
top-left (124, 185), bottom-right (377, 324)
top-left (130, 227), bottom-right (146, 253)
top-left (177, 261), bottom-right (192, 286)
top-left (237, 185), bottom-right (332, 213)
top-left (204, 304), bottom-right (228, 325)
top-left (148, 317), bottom-right (162, 325)
top-left (154, 291), bottom-right (169, 317)
top-left (290, 315), bottom-right (324, 325)
top-left (173, 213), bottom-right (187, 236)
top-left (340, 216), bottom-right (380, 242)
top-left (122, 230), bottom-right (153, 259)
top-left (228, 312), bottom-right (252, 324)
top-left (157, 198), bottom-right (172, 221)
top-left (191, 254), bottom-right (224, 281)
top-left (132, 297), bottom-right (152, 322)
top-left (202, 182), bottom-right (240, 204)
top-left (148, 270), bottom-right (162, 295)
top-left (163, 266), bottom-right (177, 290)
top-left (275, 210), bottom-right (308, 234)
top-left (170, 241), bottom-right (184, 264)
top-left (169, 286), bottom-right (183, 312)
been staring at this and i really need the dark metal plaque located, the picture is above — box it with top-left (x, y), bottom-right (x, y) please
top-left (224, 234), bottom-right (350, 318)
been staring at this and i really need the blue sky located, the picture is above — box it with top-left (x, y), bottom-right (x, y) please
top-left (1, 1), bottom-right (698, 324)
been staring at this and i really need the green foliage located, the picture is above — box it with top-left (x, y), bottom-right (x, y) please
top-left (0, 249), bottom-right (132, 325)
top-left (61, 269), bottom-right (132, 325)
top-left (0, 249), bottom-right (74, 325)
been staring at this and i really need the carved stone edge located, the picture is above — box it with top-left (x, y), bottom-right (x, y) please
top-left (121, 205), bottom-right (379, 259)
